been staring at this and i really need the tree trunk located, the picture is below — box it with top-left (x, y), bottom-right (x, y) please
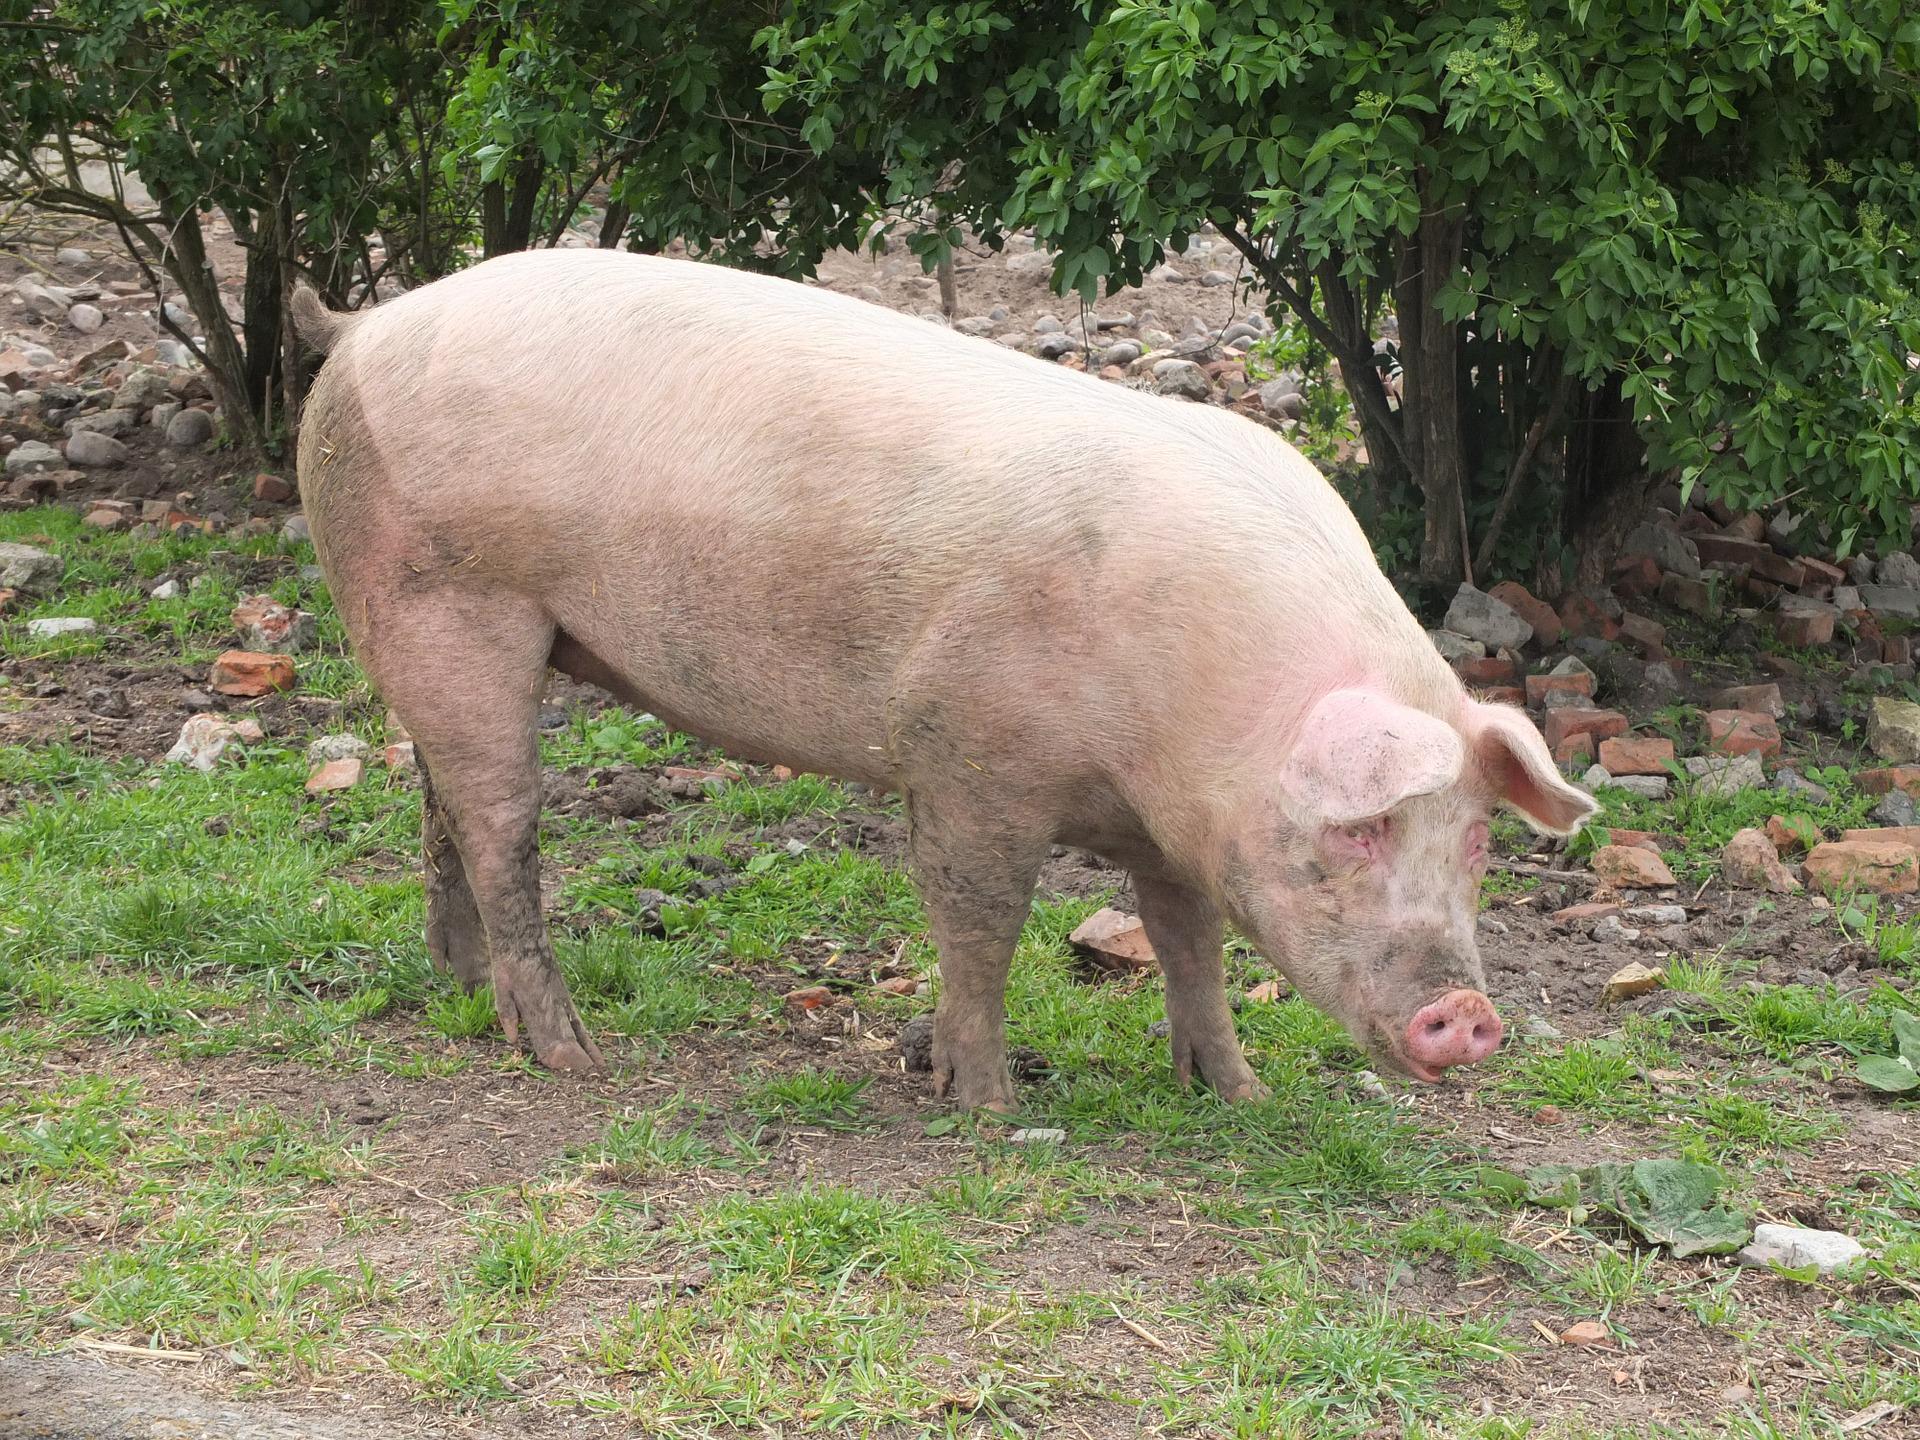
top-left (480, 154), bottom-right (545, 257)
top-left (1560, 373), bottom-right (1653, 596)
top-left (241, 198), bottom-right (284, 423)
top-left (597, 201), bottom-right (631, 248)
top-left (1313, 261), bottom-right (1408, 496)
top-left (1393, 205), bottom-right (1470, 588)
top-left (147, 179), bottom-right (265, 455)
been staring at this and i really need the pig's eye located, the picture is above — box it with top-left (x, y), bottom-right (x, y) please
top-left (1466, 821), bottom-right (1491, 868)
top-left (1335, 816), bottom-right (1390, 860)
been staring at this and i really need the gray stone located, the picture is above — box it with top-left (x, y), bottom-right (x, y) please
top-left (1541, 687), bottom-right (1590, 710)
top-left (1521, 1017), bottom-right (1565, 1043)
top-left (953, 316), bottom-right (996, 337)
top-left (1151, 262), bottom-right (1187, 283)
top-left (0, 542), bottom-right (63, 595)
top-left (306, 734), bottom-right (372, 766)
top-left (1033, 333), bottom-right (1074, 360)
top-left (1427, 629), bottom-right (1486, 662)
top-left (1845, 554), bottom-right (1876, 585)
top-left (282, 514), bottom-right (311, 544)
top-left (1099, 340), bottom-right (1142, 367)
top-left (3, 440), bottom-right (62, 476)
top-left (1641, 661), bottom-right (1685, 700)
top-left (1871, 790), bottom-right (1918, 827)
top-left (1869, 696), bottom-right (1920, 763)
top-left (1875, 551), bottom-right (1920, 588)
top-left (1152, 359), bottom-right (1210, 401)
top-left (1592, 915), bottom-right (1642, 943)
top-left (19, 345), bottom-right (57, 368)
top-left (1778, 590), bottom-right (1840, 617)
top-left (149, 578), bottom-right (181, 600)
top-left (1737, 1223), bottom-right (1866, 1275)
top-left (116, 369), bottom-right (170, 410)
top-left (1773, 767), bottom-right (1830, 804)
top-left (1260, 383), bottom-right (1305, 420)
top-left (1580, 764), bottom-right (1613, 791)
top-left (1032, 315), bottom-right (1063, 334)
top-left (161, 301), bottom-right (193, 328)
top-left (150, 400), bottom-right (182, 430)
top-left (1006, 249), bottom-right (1055, 277)
top-left (1625, 904), bottom-right (1688, 926)
top-left (1550, 654), bottom-right (1599, 683)
top-left (1831, 585), bottom-right (1861, 611)
top-left (1221, 321), bottom-right (1261, 347)
top-left (1476, 913), bottom-right (1509, 935)
top-left (1621, 521), bottom-right (1701, 579)
top-left (1009, 1128), bottom-right (1067, 1145)
top-left (1611, 775), bottom-right (1671, 800)
top-left (165, 408), bottom-right (215, 447)
top-left (989, 306), bottom-right (1008, 322)
top-left (66, 302), bottom-right (104, 333)
top-left (55, 247), bottom-right (91, 265)
top-left (65, 408), bottom-right (136, 438)
top-left (1199, 269), bottom-right (1234, 287)
top-left (63, 430), bottom-right (128, 467)
top-left (1858, 584), bottom-right (1920, 620)
top-left (26, 616), bottom-right (96, 638)
top-left (1095, 312), bottom-right (1134, 331)
top-left (1685, 752), bottom-right (1766, 796)
top-left (1444, 583), bottom-right (1534, 650)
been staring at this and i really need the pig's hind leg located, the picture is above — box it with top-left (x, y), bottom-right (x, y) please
top-left (419, 756), bottom-right (490, 992)
top-left (1135, 875), bottom-right (1269, 1102)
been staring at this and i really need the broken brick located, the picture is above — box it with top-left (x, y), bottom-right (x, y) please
top-left (1456, 654), bottom-right (1517, 686)
top-left (1489, 581), bottom-right (1563, 646)
top-left (1706, 709), bottom-right (1782, 760)
top-left (1657, 573), bottom-right (1715, 617)
top-left (1597, 735), bottom-right (1676, 776)
top-left (1552, 732), bottom-right (1596, 769)
top-left (1774, 609), bottom-right (1835, 647)
top-left (1858, 767), bottom-right (1920, 798)
top-left (1765, 815), bottom-right (1811, 855)
top-left (1610, 555), bottom-right (1663, 598)
top-left (305, 757), bottom-right (364, 793)
top-left (1067, 908), bottom-right (1159, 975)
top-left (209, 650), bottom-right (295, 698)
top-left (1590, 845), bottom-right (1677, 889)
top-left (1709, 683), bottom-right (1784, 719)
top-left (1693, 534), bottom-right (1771, 567)
top-left (1804, 840), bottom-right (1920, 897)
top-left (1525, 672), bottom-right (1594, 707)
top-left (1618, 612), bottom-right (1668, 658)
top-left (253, 472), bottom-right (295, 503)
top-left (1544, 707), bottom-right (1629, 751)
top-left (1561, 594), bottom-right (1620, 641)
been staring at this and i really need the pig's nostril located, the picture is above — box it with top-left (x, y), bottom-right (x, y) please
top-left (1425, 1019), bottom-right (1447, 1035)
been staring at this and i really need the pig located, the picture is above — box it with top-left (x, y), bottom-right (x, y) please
top-left (289, 250), bottom-right (1596, 1110)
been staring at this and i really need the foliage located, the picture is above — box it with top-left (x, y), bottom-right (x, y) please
top-left (1504, 1158), bottom-right (1751, 1258)
top-left (1858, 1010), bottom-right (1920, 1095)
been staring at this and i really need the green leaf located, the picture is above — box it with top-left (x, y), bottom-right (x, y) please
top-left (923, 1116), bottom-right (959, 1137)
top-left (1892, 1010), bottom-right (1920, 1066)
top-left (1521, 1159), bottom-right (1751, 1256)
top-left (1858, 1054), bottom-right (1920, 1094)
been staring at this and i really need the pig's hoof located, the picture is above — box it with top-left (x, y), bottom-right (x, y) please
top-left (934, 1063), bottom-right (1018, 1114)
top-left (536, 1034), bottom-right (605, 1073)
top-left (1219, 1076), bottom-right (1271, 1104)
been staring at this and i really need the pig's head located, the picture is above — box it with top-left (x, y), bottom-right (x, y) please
top-left (1221, 689), bottom-right (1597, 1081)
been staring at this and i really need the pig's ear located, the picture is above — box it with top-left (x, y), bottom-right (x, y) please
top-left (1278, 689), bottom-right (1466, 827)
top-left (1470, 701), bottom-right (1600, 836)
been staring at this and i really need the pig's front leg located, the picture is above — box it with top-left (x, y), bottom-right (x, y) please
top-left (908, 794), bottom-right (1045, 1113)
top-left (1135, 874), bottom-right (1269, 1102)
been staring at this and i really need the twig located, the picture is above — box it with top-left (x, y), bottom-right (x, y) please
top-left (70, 1338), bottom-right (203, 1363)
top-left (339, 1149), bottom-right (460, 1214)
top-left (1492, 860), bottom-right (1594, 884)
top-left (1109, 1305), bottom-right (1172, 1353)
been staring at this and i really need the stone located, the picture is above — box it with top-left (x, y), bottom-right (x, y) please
top-left (65, 408), bottom-right (136, 438)
top-left (1875, 551), bottom-right (1920, 588)
top-left (1009, 1127), bottom-right (1067, 1145)
top-left (1199, 269), bottom-right (1234, 287)
top-left (952, 317), bottom-right (996, 337)
top-left (1657, 572), bottom-right (1715, 617)
top-left (1525, 672), bottom-right (1594, 707)
top-left (1612, 554), bottom-right (1662, 597)
top-left (899, 1014), bottom-right (934, 1072)
top-left (1706, 709), bottom-right (1781, 760)
top-left (253, 473), bottom-right (295, 503)
top-left (783, 985), bottom-right (835, 1012)
top-left (1803, 840), bottom-right (1920, 896)
top-left (384, 740), bottom-right (416, 772)
top-left (165, 407), bottom-right (215, 447)
top-left (209, 650), bottom-right (296, 697)
top-left (1773, 766), bottom-right (1830, 803)
top-left (1843, 827), bottom-right (1920, 848)
top-left (230, 593), bottom-right (317, 653)
top-left (306, 734), bottom-right (372, 767)
top-left (1579, 764), bottom-right (1612, 791)
top-left (1723, 828), bottom-right (1802, 893)
top-left (66, 302), bottom-right (104, 333)
top-left (1621, 522), bottom-right (1700, 579)
top-left (1625, 904), bottom-right (1687, 926)
top-left (1603, 961), bottom-right (1666, 1002)
top-left (305, 757), bottom-right (365, 794)
top-left (1737, 1223), bottom-right (1867, 1276)
top-left (1152, 359), bottom-right (1210, 400)
top-left (1544, 707), bottom-right (1628, 751)
top-left (1067, 908), bottom-right (1159, 974)
top-left (56, 247), bottom-right (91, 265)
top-left (1774, 608), bottom-right (1835, 647)
top-left (1590, 845), bottom-right (1676, 890)
top-left (1488, 581), bottom-right (1562, 645)
top-left (4, 441), bottom-right (62, 476)
top-left (1258, 377), bottom-right (1304, 417)
top-left (150, 578), bottom-right (181, 601)
top-left (282, 514), bottom-right (312, 545)
top-left (1611, 775), bottom-right (1670, 800)
top-left (1597, 735), bottom-right (1674, 776)
top-left (1444, 584), bottom-right (1533, 651)
top-left (164, 713), bottom-right (245, 771)
top-left (115, 368), bottom-right (170, 409)
top-left (81, 505), bottom-right (127, 531)
top-left (1712, 683), bottom-right (1784, 719)
top-left (63, 430), bottom-right (128, 467)
top-left (1858, 584), bottom-right (1920, 620)
top-left (0, 542), bottom-right (64, 595)
top-left (1618, 611), bottom-right (1667, 658)
top-left (1858, 766), bottom-right (1920, 798)
top-left (1684, 752), bottom-right (1766, 796)
top-left (1592, 916), bottom-right (1643, 944)
top-left (25, 616), bottom-right (96, 638)
top-left (1428, 629), bottom-right (1485, 663)
top-left (1868, 697), bottom-right (1920, 763)
top-left (1871, 791), bottom-right (1920, 827)
top-left (1550, 654), bottom-right (1598, 682)
top-left (1766, 815), bottom-right (1813, 854)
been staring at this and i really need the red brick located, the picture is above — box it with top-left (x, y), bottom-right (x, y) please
top-left (1068, 908), bottom-right (1159, 974)
top-left (1478, 685), bottom-right (1527, 707)
top-left (1489, 581), bottom-right (1563, 646)
top-left (1774, 609), bottom-right (1835, 647)
top-left (1551, 901), bottom-right (1622, 927)
top-left (1591, 844), bottom-right (1677, 889)
top-left (1456, 654), bottom-right (1517, 686)
top-left (1798, 556), bottom-right (1846, 591)
top-left (1552, 732), bottom-right (1595, 768)
top-left (1750, 550), bottom-right (1805, 588)
top-left (1804, 840), bottom-right (1920, 896)
top-left (1709, 683), bottom-right (1784, 718)
top-left (1561, 594), bottom-right (1620, 641)
top-left (1884, 635), bottom-right (1913, 666)
top-left (305, 757), bottom-right (363, 793)
top-left (253, 473), bottom-right (295, 503)
top-left (209, 650), bottom-right (295, 698)
top-left (1618, 611), bottom-right (1668, 658)
top-left (1859, 767), bottom-right (1920, 798)
top-left (1657, 573), bottom-right (1715, 617)
top-left (1742, 576), bottom-right (1782, 604)
top-left (1850, 611), bottom-right (1885, 649)
top-left (1759, 653), bottom-right (1805, 678)
top-left (1724, 513), bottom-right (1766, 542)
top-left (1693, 534), bottom-right (1771, 567)
top-left (1705, 709), bottom-right (1781, 759)
top-left (1608, 828), bottom-right (1666, 856)
top-left (1597, 735), bottom-right (1676, 776)
top-left (1525, 672), bottom-right (1594, 707)
top-left (1544, 707), bottom-right (1629, 750)
top-left (1765, 815), bottom-right (1812, 855)
top-left (1611, 555), bottom-right (1662, 598)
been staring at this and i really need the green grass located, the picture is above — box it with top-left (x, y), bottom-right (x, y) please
top-left (741, 1068), bottom-right (872, 1130)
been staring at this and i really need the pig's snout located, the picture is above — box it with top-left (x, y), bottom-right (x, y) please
top-left (1402, 990), bottom-right (1503, 1077)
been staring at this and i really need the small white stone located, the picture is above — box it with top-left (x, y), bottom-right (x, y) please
top-left (1009, 1128), bottom-right (1067, 1145)
top-left (1737, 1223), bottom-right (1867, 1275)
top-left (25, 617), bottom-right (96, 638)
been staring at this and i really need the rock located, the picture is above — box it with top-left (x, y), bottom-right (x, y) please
top-left (1868, 697), bottom-right (1920, 763)
top-left (1444, 583), bottom-right (1533, 650)
top-left (1558, 1320), bottom-right (1613, 1348)
top-left (952, 317), bottom-right (996, 337)
top-left (282, 514), bottom-right (312, 544)
top-left (783, 985), bottom-right (834, 1012)
top-left (1602, 961), bottom-right (1665, 1002)
top-left (1804, 840), bottom-right (1920, 896)
top-left (1857, 584), bottom-right (1920, 620)
top-left (1621, 522), bottom-right (1700, 579)
top-left (306, 734), bottom-right (371, 766)
top-left (1590, 845), bottom-right (1676, 890)
top-left (1199, 269), bottom-right (1234, 287)
top-left (66, 302), bottom-right (104, 333)
top-left (1428, 629), bottom-right (1486, 662)
top-left (1766, 815), bottom-right (1812, 854)
top-left (1871, 791), bottom-right (1919, 828)
top-left (253, 473), bottom-right (295, 503)
top-left (230, 593), bottom-right (317, 652)
top-left (25, 617), bottom-right (96, 638)
top-left (84, 685), bottom-right (132, 718)
top-left (1006, 250), bottom-right (1055, 277)
top-left (1032, 315), bottom-right (1063, 334)
top-left (1611, 774), bottom-right (1670, 800)
top-left (149, 400), bottom-right (182, 432)
top-left (1625, 904), bottom-right (1687, 926)
top-left (1152, 359), bottom-right (1210, 400)
top-left (899, 1014), bottom-right (934, 1072)
top-left (1737, 1223), bottom-right (1867, 1275)
top-left (0, 542), bottom-right (64, 595)
top-left (65, 408), bottom-right (136, 438)
top-left (63, 430), bottom-right (128, 467)
top-left (4, 441), bottom-right (63, 476)
top-left (150, 578), bottom-right (181, 601)
top-left (1706, 709), bottom-right (1781, 760)
top-left (115, 369), bottom-right (171, 410)
top-left (1618, 611), bottom-right (1667, 658)
top-left (164, 713), bottom-right (244, 771)
top-left (209, 650), bottom-right (296, 697)
top-left (1098, 340), bottom-right (1142, 367)
top-left (1773, 766), bottom-right (1830, 803)
top-left (1523, 1017), bottom-right (1566, 1042)
top-left (1488, 581), bottom-right (1562, 646)
top-left (1684, 753), bottom-right (1766, 796)
top-left (305, 757), bottom-right (364, 793)
top-left (1712, 682), bottom-right (1785, 719)
top-left (81, 505), bottom-right (128, 531)
top-left (1009, 1128), bottom-right (1067, 1145)
top-left (1723, 828), bottom-right (1802, 893)
top-left (1544, 707), bottom-right (1628, 751)
top-left (56, 247), bottom-right (91, 265)
top-left (1596, 735), bottom-right (1674, 776)
top-left (1068, 908), bottom-right (1158, 974)
top-left (1033, 332), bottom-right (1074, 360)
top-left (1579, 764), bottom-right (1613, 791)
top-left (1526, 672), bottom-right (1594, 707)
top-left (1592, 915), bottom-right (1643, 944)
top-left (385, 741), bottom-right (417, 773)
top-left (165, 407), bottom-right (215, 447)
top-left (1876, 552), bottom-right (1920, 588)
top-left (1862, 766), bottom-right (1920, 798)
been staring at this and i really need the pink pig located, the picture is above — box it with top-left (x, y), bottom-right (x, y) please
top-left (292, 250), bottom-right (1595, 1109)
